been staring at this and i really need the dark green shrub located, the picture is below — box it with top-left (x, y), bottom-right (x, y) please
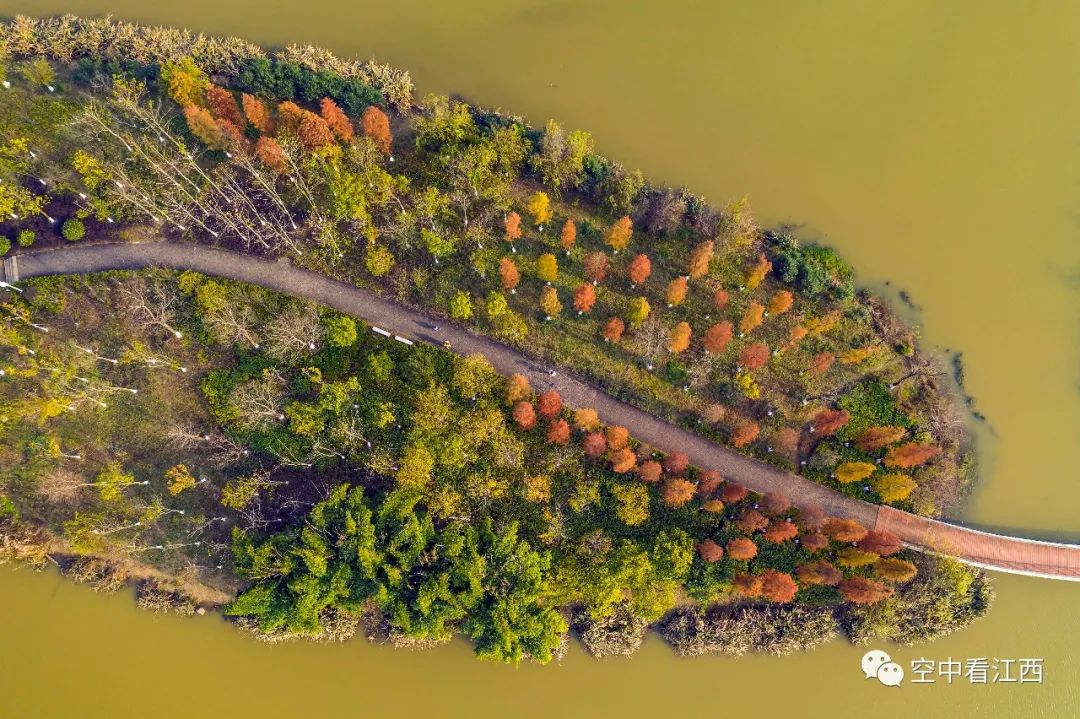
top-left (17, 229), bottom-right (36, 247)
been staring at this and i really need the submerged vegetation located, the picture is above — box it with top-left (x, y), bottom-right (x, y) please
top-left (0, 15), bottom-right (990, 662)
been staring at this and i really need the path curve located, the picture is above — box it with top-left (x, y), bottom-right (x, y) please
top-left (5, 242), bottom-right (1080, 581)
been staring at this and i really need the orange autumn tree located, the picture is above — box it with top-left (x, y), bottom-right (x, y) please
top-left (207, 86), bottom-right (245, 128)
top-left (796, 560), bottom-right (843, 586)
top-left (661, 478), bottom-right (696, 508)
top-left (760, 570), bottom-right (798, 603)
top-left (537, 390), bottom-right (563, 420)
top-left (686, 240), bottom-right (714, 280)
top-left (242, 93), bottom-right (272, 133)
top-left (602, 317), bottom-right (625, 343)
top-left (731, 420), bottom-right (760, 448)
top-left (361, 105), bottom-right (393, 155)
top-left (733, 573), bottom-right (764, 597)
top-left (885, 442), bottom-right (941, 469)
top-left (767, 290), bottom-right (794, 316)
top-left (505, 374), bottom-right (531, 405)
top-left (574, 408), bottom-right (600, 431)
top-left (669, 322), bottom-right (692, 353)
top-left (297, 111), bottom-right (335, 152)
top-left (499, 257), bottom-right (520, 292)
top-left (745, 254), bottom-right (772, 289)
top-left (573, 283), bottom-right (596, 313)
top-left (609, 447), bottom-right (636, 473)
top-left (738, 342), bottom-right (770, 371)
top-left (512, 401), bottom-right (536, 430)
top-left (628, 254), bottom-right (652, 286)
top-left (504, 211), bottom-right (523, 245)
top-left (320, 97), bottom-right (354, 143)
top-left (812, 408), bottom-right (850, 436)
top-left (606, 425), bottom-right (630, 449)
top-left (560, 218), bottom-right (577, 253)
top-left (666, 276), bottom-right (688, 306)
top-left (739, 301), bottom-right (765, 335)
top-left (703, 321), bottom-right (733, 354)
top-left (663, 452), bottom-right (690, 475)
top-left (858, 530), bottom-right (903, 557)
top-left (763, 520), bottom-right (798, 544)
top-left (584, 252), bottom-right (609, 284)
top-left (839, 345), bottom-right (878, 365)
top-left (605, 215), bottom-right (633, 253)
top-left (697, 470), bottom-right (723, 497)
top-left (781, 325), bottom-right (807, 352)
top-left (735, 509), bottom-right (769, 533)
top-left (727, 537), bottom-right (758, 561)
top-left (823, 518), bottom-right (868, 543)
top-left (546, 419), bottom-right (570, 445)
top-left (856, 426), bottom-right (908, 452)
top-left (276, 100), bottom-right (306, 134)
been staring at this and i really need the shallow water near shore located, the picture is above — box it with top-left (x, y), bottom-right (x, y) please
top-left (0, 1), bottom-right (1077, 716)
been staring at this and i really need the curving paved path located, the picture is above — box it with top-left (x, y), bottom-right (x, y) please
top-left (5, 242), bottom-right (1080, 581)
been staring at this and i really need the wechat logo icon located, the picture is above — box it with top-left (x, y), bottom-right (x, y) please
top-left (862, 650), bottom-right (904, 687)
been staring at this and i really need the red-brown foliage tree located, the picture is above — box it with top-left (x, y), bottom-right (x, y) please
top-left (797, 504), bottom-right (827, 531)
top-left (609, 447), bottom-right (637, 473)
top-left (703, 321), bottom-right (734, 354)
top-left (733, 573), bottom-right (763, 597)
top-left (808, 352), bottom-right (836, 375)
top-left (560, 218), bottom-right (576, 252)
top-left (254, 136), bottom-right (287, 174)
top-left (763, 520), bottom-right (799, 544)
top-left (799, 532), bottom-right (830, 552)
top-left (361, 105), bottom-right (392, 155)
top-left (666, 276), bottom-right (688, 306)
top-left (731, 420), bottom-right (760, 448)
top-left (735, 509), bottom-right (769, 533)
top-left (583, 432), bottom-right (607, 458)
top-left (796, 560), bottom-right (843, 586)
top-left (606, 425), bottom-right (630, 450)
top-left (727, 537), bottom-right (758, 561)
top-left (697, 470), bottom-right (723, 497)
top-left (584, 252), bottom-right (609, 283)
top-left (241, 93), bottom-right (272, 133)
top-left (637, 460), bottom-right (662, 484)
top-left (217, 120), bottom-right (247, 152)
top-left (661, 478), bottom-right (696, 508)
top-left (760, 570), bottom-right (798, 603)
top-left (504, 211), bottom-right (523, 243)
top-left (207, 86), bottom-right (245, 128)
top-left (857, 530), bottom-right (903, 557)
top-left (774, 427), bottom-right (800, 457)
top-left (546, 419), bottom-right (571, 445)
top-left (697, 539), bottom-right (724, 563)
top-left (719, 481), bottom-right (749, 504)
top-left (537, 390), bottom-right (562, 420)
top-left (760, 491), bottom-right (791, 516)
top-left (823, 518), bottom-right (868, 543)
top-left (738, 342), bottom-right (770, 371)
top-left (812, 408), bottom-right (850, 436)
top-left (663, 452), bottom-right (690, 475)
top-left (628, 254), bottom-right (652, 286)
top-left (839, 577), bottom-right (894, 605)
top-left (320, 97), bottom-right (354, 143)
top-left (499, 257), bottom-right (520, 291)
top-left (884, 442), bottom-right (941, 469)
top-left (602, 317), bottom-right (625, 343)
top-left (512, 401), bottom-right (536, 430)
top-left (298, 111), bottom-right (335, 151)
top-left (573, 283), bottom-right (596, 313)
top-left (713, 288), bottom-right (730, 310)
top-left (856, 426), bottom-right (908, 452)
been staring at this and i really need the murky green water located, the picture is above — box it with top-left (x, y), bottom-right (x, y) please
top-left (0, 1), bottom-right (1077, 716)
